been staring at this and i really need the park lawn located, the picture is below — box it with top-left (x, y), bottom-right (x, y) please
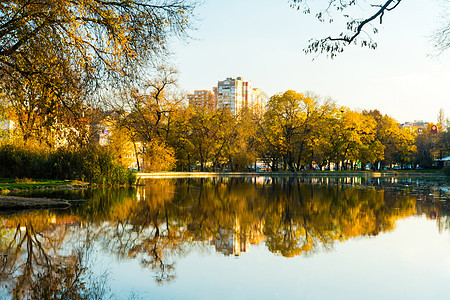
top-left (0, 178), bottom-right (87, 193)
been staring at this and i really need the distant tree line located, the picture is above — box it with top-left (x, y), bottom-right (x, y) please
top-left (2, 66), bottom-right (449, 174)
top-left (96, 69), bottom-right (449, 172)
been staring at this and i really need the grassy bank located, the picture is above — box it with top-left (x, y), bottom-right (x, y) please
top-left (0, 178), bottom-right (88, 194)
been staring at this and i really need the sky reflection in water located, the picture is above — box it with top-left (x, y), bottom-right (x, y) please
top-left (1, 177), bottom-right (449, 299)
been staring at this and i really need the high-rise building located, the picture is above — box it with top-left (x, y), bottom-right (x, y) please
top-left (243, 81), bottom-right (253, 107)
top-left (217, 77), bottom-right (245, 115)
top-left (216, 77), bottom-right (267, 115)
top-left (251, 88), bottom-right (268, 109)
top-left (212, 87), bottom-right (218, 103)
top-left (187, 90), bottom-right (216, 111)
top-left (188, 77), bottom-right (266, 115)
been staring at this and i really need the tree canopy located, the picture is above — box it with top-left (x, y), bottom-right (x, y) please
top-left (1, 0), bottom-right (196, 85)
top-left (0, 0), bottom-right (197, 145)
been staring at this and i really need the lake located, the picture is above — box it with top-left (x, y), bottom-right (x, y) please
top-left (1, 176), bottom-right (449, 299)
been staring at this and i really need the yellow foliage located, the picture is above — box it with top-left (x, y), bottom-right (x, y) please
top-left (143, 141), bottom-right (177, 172)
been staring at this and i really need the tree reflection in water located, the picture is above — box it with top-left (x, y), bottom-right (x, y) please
top-left (0, 213), bottom-right (110, 299)
top-left (0, 177), bottom-right (447, 297)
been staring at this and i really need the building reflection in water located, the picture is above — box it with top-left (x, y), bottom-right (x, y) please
top-left (0, 176), bottom-right (449, 297)
top-left (212, 220), bottom-right (265, 257)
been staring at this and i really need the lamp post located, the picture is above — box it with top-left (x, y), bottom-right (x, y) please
top-left (431, 125), bottom-right (438, 166)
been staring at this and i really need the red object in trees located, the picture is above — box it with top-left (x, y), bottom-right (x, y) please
top-left (431, 125), bottom-right (438, 134)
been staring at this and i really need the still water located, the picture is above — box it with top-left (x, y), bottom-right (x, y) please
top-left (1, 177), bottom-right (449, 299)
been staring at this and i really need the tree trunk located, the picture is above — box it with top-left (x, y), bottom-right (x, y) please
top-left (133, 142), bottom-right (140, 171)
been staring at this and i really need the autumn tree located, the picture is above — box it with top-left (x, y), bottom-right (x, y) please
top-left (114, 66), bottom-right (182, 171)
top-left (108, 123), bottom-right (136, 168)
top-left (1, 0), bottom-right (197, 84)
top-left (293, 93), bottom-right (335, 170)
top-left (414, 124), bottom-right (439, 168)
top-left (437, 130), bottom-right (450, 163)
top-left (185, 107), bottom-right (236, 171)
top-left (435, 109), bottom-right (450, 162)
top-left (363, 110), bottom-right (416, 169)
top-left (226, 107), bottom-right (261, 171)
top-left (2, 68), bottom-right (85, 147)
top-left (261, 90), bottom-right (305, 171)
top-left (318, 108), bottom-right (379, 170)
top-left (260, 90), bottom-right (334, 171)
top-left (164, 105), bottom-right (195, 171)
top-left (1, 0), bottom-right (197, 144)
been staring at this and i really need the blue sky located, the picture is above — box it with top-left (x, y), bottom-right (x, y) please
top-left (171, 0), bottom-right (449, 123)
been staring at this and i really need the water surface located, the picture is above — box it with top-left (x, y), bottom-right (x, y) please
top-left (1, 177), bottom-right (449, 299)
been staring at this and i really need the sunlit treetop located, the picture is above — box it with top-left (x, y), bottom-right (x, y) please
top-left (0, 0), bottom-right (198, 89)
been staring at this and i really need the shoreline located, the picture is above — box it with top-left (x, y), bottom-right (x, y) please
top-left (137, 171), bottom-right (448, 179)
top-left (1, 172), bottom-right (447, 213)
top-left (0, 195), bottom-right (71, 215)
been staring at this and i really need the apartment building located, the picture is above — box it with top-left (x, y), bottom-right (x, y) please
top-left (217, 77), bottom-right (244, 114)
top-left (251, 88), bottom-right (268, 109)
top-left (217, 77), bottom-right (264, 115)
top-left (400, 120), bottom-right (429, 134)
top-left (189, 76), bottom-right (268, 115)
top-left (187, 90), bottom-right (216, 111)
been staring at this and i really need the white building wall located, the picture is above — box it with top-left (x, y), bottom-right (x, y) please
top-left (217, 77), bottom-right (267, 115)
top-left (217, 77), bottom-right (246, 115)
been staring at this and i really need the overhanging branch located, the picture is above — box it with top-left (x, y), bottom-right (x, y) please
top-left (325, 0), bottom-right (401, 45)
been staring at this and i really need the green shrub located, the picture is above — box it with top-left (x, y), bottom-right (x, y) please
top-left (0, 144), bottom-right (48, 178)
top-left (444, 166), bottom-right (450, 177)
top-left (0, 144), bottom-right (135, 185)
